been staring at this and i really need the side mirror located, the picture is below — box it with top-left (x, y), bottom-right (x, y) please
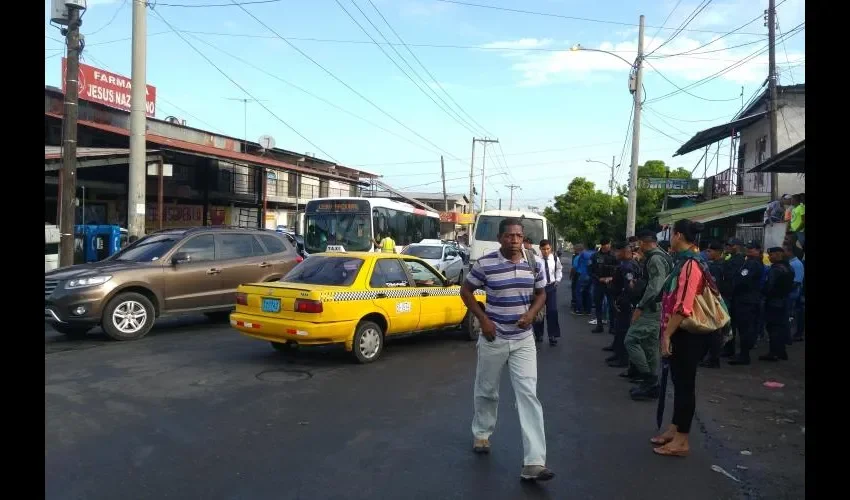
top-left (171, 252), bottom-right (191, 266)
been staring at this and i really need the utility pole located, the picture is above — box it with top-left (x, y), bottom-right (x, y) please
top-left (470, 137), bottom-right (499, 212)
top-left (127, 0), bottom-right (148, 239)
top-left (468, 138), bottom-right (476, 214)
top-left (481, 142), bottom-right (487, 211)
top-left (610, 155), bottom-right (616, 197)
top-left (59, 4), bottom-right (84, 268)
top-left (440, 155), bottom-right (448, 212)
top-left (767, 0), bottom-right (780, 201)
top-left (625, 14), bottom-right (645, 238)
top-left (506, 184), bottom-right (521, 210)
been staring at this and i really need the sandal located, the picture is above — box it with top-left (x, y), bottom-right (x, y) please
top-left (653, 445), bottom-right (689, 457)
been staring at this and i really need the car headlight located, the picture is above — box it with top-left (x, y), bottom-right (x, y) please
top-left (65, 276), bottom-right (112, 289)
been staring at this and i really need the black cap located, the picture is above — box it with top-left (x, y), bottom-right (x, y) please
top-left (767, 246), bottom-right (784, 254)
top-left (726, 238), bottom-right (744, 246)
top-left (636, 229), bottom-right (657, 241)
top-left (612, 241), bottom-right (629, 250)
top-left (745, 240), bottom-right (762, 250)
top-left (708, 240), bottom-right (724, 251)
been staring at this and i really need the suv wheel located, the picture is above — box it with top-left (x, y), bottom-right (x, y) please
top-left (352, 320), bottom-right (384, 364)
top-left (52, 324), bottom-right (91, 340)
top-left (102, 292), bottom-right (155, 341)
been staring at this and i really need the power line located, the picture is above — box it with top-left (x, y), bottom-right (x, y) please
top-left (182, 31), bottom-right (447, 156)
top-left (642, 109), bottom-right (732, 123)
top-left (644, 23), bottom-right (804, 105)
top-left (85, 0), bottom-right (127, 37)
top-left (228, 0), bottom-right (464, 161)
top-left (642, 116), bottom-right (688, 143)
top-left (335, 0), bottom-right (481, 136)
top-left (644, 59), bottom-right (741, 102)
top-left (432, 0), bottom-right (766, 36)
top-left (150, 9), bottom-right (338, 161)
top-left (647, 0), bottom-right (713, 57)
top-left (644, 108), bottom-right (692, 136)
top-left (155, 0), bottom-right (282, 7)
top-left (365, 0), bottom-right (496, 139)
top-left (776, 14), bottom-right (796, 85)
top-left (644, 0), bottom-right (682, 55)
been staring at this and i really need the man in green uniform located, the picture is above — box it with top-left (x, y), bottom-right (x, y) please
top-left (625, 229), bottom-right (673, 401)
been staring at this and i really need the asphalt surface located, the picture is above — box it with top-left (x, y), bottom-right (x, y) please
top-left (46, 274), bottom-right (741, 500)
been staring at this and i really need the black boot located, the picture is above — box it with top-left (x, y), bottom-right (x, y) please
top-left (607, 357), bottom-right (629, 368)
top-left (602, 345), bottom-right (615, 352)
top-left (630, 380), bottom-right (660, 401)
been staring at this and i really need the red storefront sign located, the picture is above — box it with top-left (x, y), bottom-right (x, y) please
top-left (439, 211), bottom-right (458, 223)
top-left (62, 58), bottom-right (157, 117)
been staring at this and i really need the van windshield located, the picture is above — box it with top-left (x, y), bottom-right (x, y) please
top-left (474, 216), bottom-right (545, 243)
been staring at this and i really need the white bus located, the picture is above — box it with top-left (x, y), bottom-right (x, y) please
top-left (303, 197), bottom-right (440, 254)
top-left (469, 210), bottom-right (558, 263)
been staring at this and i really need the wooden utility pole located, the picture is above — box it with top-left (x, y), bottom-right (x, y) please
top-left (767, 0), bottom-right (780, 201)
top-left (59, 5), bottom-right (84, 268)
top-left (626, 15), bottom-right (645, 237)
top-left (506, 184), bottom-right (521, 210)
top-left (440, 156), bottom-right (448, 212)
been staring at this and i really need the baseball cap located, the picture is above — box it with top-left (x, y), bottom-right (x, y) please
top-left (636, 229), bottom-right (657, 241)
top-left (767, 246), bottom-right (784, 254)
top-left (745, 240), bottom-right (762, 250)
top-left (612, 241), bottom-right (629, 250)
top-left (726, 238), bottom-right (744, 246)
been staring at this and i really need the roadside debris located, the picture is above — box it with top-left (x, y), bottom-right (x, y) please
top-left (740, 450), bottom-right (752, 456)
top-left (763, 381), bottom-right (785, 389)
top-left (711, 465), bottom-right (741, 483)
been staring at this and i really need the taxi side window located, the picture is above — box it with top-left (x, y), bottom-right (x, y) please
top-left (370, 259), bottom-right (411, 288)
top-left (402, 260), bottom-right (444, 287)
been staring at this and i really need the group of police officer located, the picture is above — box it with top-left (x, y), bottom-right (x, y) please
top-left (571, 232), bottom-right (803, 401)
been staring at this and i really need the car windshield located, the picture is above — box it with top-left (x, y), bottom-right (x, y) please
top-left (403, 245), bottom-right (443, 260)
top-left (474, 216), bottom-right (545, 243)
top-left (304, 213), bottom-right (372, 253)
top-left (282, 256), bottom-right (364, 286)
top-left (110, 234), bottom-right (180, 262)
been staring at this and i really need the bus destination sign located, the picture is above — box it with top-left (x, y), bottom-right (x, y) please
top-left (310, 200), bottom-right (370, 213)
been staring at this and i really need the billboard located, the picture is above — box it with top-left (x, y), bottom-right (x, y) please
top-left (62, 58), bottom-right (157, 117)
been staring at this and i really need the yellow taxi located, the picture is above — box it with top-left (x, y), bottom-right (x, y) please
top-left (230, 246), bottom-right (486, 363)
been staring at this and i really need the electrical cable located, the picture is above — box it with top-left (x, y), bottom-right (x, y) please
top-left (644, 59), bottom-right (741, 102)
top-left (150, 9), bottom-right (338, 161)
top-left (155, 0), bottom-right (282, 7)
top-left (85, 0), bottom-right (128, 37)
top-left (644, 0), bottom-right (683, 56)
top-left (646, 0), bottom-right (713, 57)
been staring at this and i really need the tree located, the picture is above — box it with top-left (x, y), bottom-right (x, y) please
top-left (546, 160), bottom-right (694, 243)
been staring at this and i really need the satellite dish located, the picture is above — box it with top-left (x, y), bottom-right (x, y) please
top-left (258, 135), bottom-right (276, 150)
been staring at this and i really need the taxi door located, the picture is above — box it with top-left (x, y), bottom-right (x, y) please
top-left (401, 258), bottom-right (464, 330)
top-left (368, 258), bottom-right (421, 335)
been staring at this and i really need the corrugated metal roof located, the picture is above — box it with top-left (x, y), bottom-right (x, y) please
top-left (747, 140), bottom-right (805, 174)
top-left (674, 112), bottom-right (768, 157)
top-left (657, 195), bottom-right (768, 226)
top-left (45, 112), bottom-right (359, 184)
top-left (45, 146), bottom-right (159, 161)
top-left (735, 84), bottom-right (805, 120)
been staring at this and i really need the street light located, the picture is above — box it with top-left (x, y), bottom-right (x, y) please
top-left (570, 44), bottom-right (636, 68)
top-left (586, 158), bottom-right (620, 197)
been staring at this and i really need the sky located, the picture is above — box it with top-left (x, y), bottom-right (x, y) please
top-left (44, 0), bottom-right (806, 211)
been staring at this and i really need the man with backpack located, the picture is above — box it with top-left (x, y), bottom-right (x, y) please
top-left (625, 230), bottom-right (674, 401)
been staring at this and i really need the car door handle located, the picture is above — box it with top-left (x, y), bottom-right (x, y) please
top-left (258, 262), bottom-right (272, 268)
top-left (376, 293), bottom-right (387, 299)
top-left (421, 292), bottom-right (430, 297)
top-left (206, 268), bottom-right (221, 275)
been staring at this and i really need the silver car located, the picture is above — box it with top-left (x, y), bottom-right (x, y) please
top-left (402, 242), bottom-right (465, 284)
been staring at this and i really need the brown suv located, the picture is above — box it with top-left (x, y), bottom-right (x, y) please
top-left (44, 227), bottom-right (301, 341)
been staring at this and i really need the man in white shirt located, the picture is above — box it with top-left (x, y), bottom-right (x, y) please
top-left (533, 239), bottom-right (563, 346)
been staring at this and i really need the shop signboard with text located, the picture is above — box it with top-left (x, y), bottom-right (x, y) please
top-left (62, 58), bottom-right (157, 117)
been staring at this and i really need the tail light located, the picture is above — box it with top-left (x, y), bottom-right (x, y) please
top-left (294, 299), bottom-right (323, 313)
top-left (295, 255), bottom-right (304, 263)
top-left (236, 292), bottom-right (248, 305)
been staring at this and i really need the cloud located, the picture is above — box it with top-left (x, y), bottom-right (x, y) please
top-left (479, 38), bottom-right (555, 50)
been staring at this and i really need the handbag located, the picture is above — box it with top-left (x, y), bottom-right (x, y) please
top-left (524, 249), bottom-right (547, 324)
top-left (680, 259), bottom-right (731, 334)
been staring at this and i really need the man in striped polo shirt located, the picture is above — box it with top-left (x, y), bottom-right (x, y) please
top-left (460, 217), bottom-right (554, 482)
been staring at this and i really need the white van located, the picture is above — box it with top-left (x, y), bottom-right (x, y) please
top-left (45, 224), bottom-right (61, 272)
top-left (469, 210), bottom-right (557, 264)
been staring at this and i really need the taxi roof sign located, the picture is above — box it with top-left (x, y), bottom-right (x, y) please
top-left (326, 245), bottom-right (347, 252)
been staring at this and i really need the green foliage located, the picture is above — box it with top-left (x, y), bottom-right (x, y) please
top-left (545, 160), bottom-right (694, 244)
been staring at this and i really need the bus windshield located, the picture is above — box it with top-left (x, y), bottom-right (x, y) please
top-left (304, 213), bottom-right (372, 253)
top-left (474, 216), bottom-right (545, 243)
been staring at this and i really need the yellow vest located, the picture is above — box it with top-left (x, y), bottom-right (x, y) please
top-left (380, 237), bottom-right (396, 252)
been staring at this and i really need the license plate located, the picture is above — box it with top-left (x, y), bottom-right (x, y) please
top-left (261, 298), bottom-right (281, 313)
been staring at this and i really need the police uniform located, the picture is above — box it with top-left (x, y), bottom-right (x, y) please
top-left (607, 252), bottom-right (641, 366)
top-left (701, 255), bottom-right (727, 368)
top-left (589, 247), bottom-right (618, 333)
top-left (728, 241), bottom-right (765, 365)
top-left (720, 240), bottom-right (745, 357)
top-left (760, 249), bottom-right (794, 361)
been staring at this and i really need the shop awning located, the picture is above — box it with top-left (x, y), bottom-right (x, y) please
top-left (747, 140), bottom-right (805, 174)
top-left (45, 112), bottom-right (363, 184)
top-left (657, 195), bottom-right (769, 226)
top-left (673, 112), bottom-right (768, 157)
top-left (45, 146), bottom-right (162, 171)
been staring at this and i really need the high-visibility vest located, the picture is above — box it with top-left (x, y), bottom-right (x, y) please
top-left (380, 237), bottom-right (396, 252)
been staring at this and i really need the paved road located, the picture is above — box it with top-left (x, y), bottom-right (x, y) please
top-left (46, 284), bottom-right (739, 500)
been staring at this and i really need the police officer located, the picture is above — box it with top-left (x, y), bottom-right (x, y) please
top-left (699, 240), bottom-right (726, 369)
top-left (728, 240), bottom-right (765, 365)
top-left (590, 238), bottom-right (618, 334)
top-left (760, 247), bottom-right (794, 361)
top-left (605, 241), bottom-right (641, 368)
top-left (720, 238), bottom-right (745, 358)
